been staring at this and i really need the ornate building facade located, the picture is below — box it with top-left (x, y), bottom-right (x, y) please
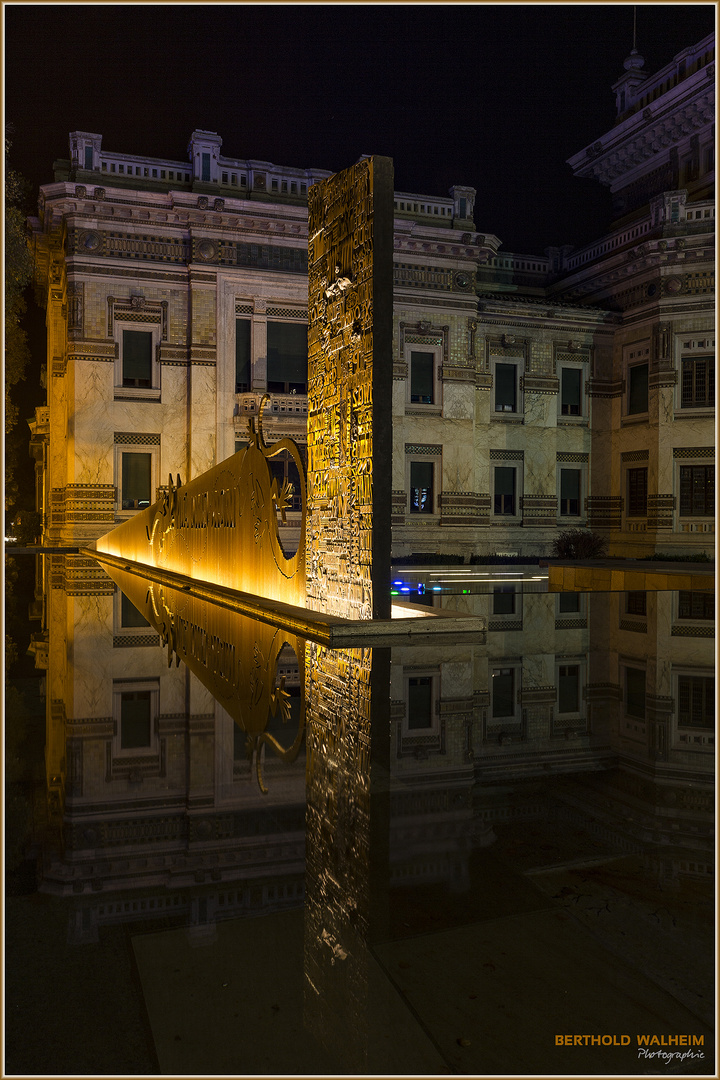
top-left (29, 33), bottom-right (714, 565)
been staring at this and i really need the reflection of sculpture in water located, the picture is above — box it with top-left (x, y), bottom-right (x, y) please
top-left (106, 564), bottom-right (305, 794)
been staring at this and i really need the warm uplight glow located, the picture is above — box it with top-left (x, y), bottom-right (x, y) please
top-left (96, 404), bottom-right (307, 608)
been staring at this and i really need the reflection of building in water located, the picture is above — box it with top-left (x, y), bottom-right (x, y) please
top-left (28, 33), bottom-right (714, 563)
top-left (36, 575), bottom-right (308, 944)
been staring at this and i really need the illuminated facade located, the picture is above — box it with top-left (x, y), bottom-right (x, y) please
top-left (29, 33), bottom-right (714, 567)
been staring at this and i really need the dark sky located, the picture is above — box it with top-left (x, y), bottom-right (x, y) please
top-left (4, 3), bottom-right (716, 254)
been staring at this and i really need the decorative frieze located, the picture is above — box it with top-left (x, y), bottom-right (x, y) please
top-left (557, 452), bottom-right (589, 463)
top-left (489, 449), bottom-right (523, 461)
top-left (523, 375), bottom-right (559, 395)
top-left (586, 495), bottom-right (622, 529)
top-left (114, 431), bottom-right (160, 445)
top-left (236, 243), bottom-right (307, 273)
top-left (673, 446), bottom-right (714, 458)
top-left (621, 449), bottom-right (649, 462)
top-left (405, 443), bottom-right (442, 455)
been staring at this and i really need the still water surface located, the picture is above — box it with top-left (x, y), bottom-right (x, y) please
top-left (5, 566), bottom-right (715, 1075)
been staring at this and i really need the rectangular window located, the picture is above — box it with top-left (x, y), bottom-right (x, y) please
top-left (681, 356), bottom-right (714, 407)
top-left (408, 676), bottom-right (433, 729)
top-left (679, 465), bottom-right (714, 516)
top-left (558, 592), bottom-right (580, 613)
top-left (121, 453), bottom-right (151, 510)
top-left (494, 467), bottom-right (516, 515)
top-left (561, 368), bottom-right (582, 414)
top-left (495, 363), bottom-right (517, 412)
top-left (628, 363), bottom-right (649, 414)
top-left (678, 591), bottom-right (714, 619)
top-left (410, 461), bottom-right (433, 513)
top-left (492, 587), bottom-right (515, 615)
top-left (121, 592), bottom-right (149, 628)
top-left (558, 665), bottom-right (580, 713)
top-left (236, 319), bottom-right (251, 392)
top-left (201, 153), bottom-right (210, 182)
top-left (626, 591), bottom-right (647, 616)
top-left (84, 146), bottom-right (93, 170)
top-left (122, 330), bottom-right (153, 387)
top-left (492, 667), bottom-right (515, 718)
top-left (677, 675), bottom-right (714, 728)
top-left (560, 469), bottom-right (580, 516)
top-left (120, 690), bottom-right (152, 749)
top-left (627, 467), bottom-right (648, 516)
top-left (267, 322), bottom-right (308, 394)
top-left (625, 667), bottom-right (646, 719)
top-left (410, 351), bottom-right (434, 403)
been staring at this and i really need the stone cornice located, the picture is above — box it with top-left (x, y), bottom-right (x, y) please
top-left (569, 74), bottom-right (714, 191)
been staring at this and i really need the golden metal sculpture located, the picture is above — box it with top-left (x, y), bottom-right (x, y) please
top-left (96, 396), bottom-right (307, 608)
top-left (105, 563), bottom-right (305, 794)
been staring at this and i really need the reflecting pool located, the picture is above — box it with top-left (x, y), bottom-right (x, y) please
top-left (5, 564), bottom-right (715, 1076)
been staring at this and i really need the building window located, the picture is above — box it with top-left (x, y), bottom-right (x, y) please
top-left (560, 368), bottom-right (582, 415)
top-left (236, 319), bottom-right (251, 392)
top-left (491, 667), bottom-right (516, 718)
top-left (410, 351), bottom-right (435, 403)
top-left (113, 680), bottom-right (159, 759)
top-left (625, 667), bottom-right (646, 719)
top-left (492, 586), bottom-right (515, 615)
top-left (267, 322), bottom-right (307, 394)
top-left (557, 665), bottom-right (580, 714)
top-left (679, 465), bottom-right (714, 516)
top-left (495, 363), bottom-right (518, 412)
top-left (84, 145), bottom-right (93, 170)
top-left (677, 674), bottom-right (714, 728)
top-left (625, 591), bottom-right (647, 616)
top-left (121, 591), bottom-right (149, 628)
top-left (681, 356), bottom-right (714, 407)
top-left (493, 466), bottom-right (516, 515)
top-left (559, 469), bottom-right (581, 516)
top-left (201, 153), bottom-right (210, 182)
top-left (121, 452), bottom-right (152, 510)
top-left (558, 592), bottom-right (580, 614)
top-left (268, 449), bottom-right (303, 512)
top-left (678, 591), bottom-right (714, 619)
top-left (407, 675), bottom-right (434, 729)
top-left (120, 690), bottom-right (153, 749)
top-left (628, 363), bottom-right (649, 414)
top-left (122, 330), bottom-right (153, 387)
top-left (222, 172), bottom-right (228, 184)
top-left (409, 461), bottom-right (434, 513)
top-left (627, 467), bottom-right (648, 517)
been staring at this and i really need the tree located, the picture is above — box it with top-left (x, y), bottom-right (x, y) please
top-left (5, 132), bottom-right (33, 435)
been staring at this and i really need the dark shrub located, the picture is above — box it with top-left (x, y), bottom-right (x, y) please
top-left (551, 529), bottom-right (608, 559)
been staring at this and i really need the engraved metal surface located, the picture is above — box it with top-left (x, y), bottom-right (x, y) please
top-left (96, 395), bottom-right (306, 607)
top-left (306, 157), bottom-right (393, 620)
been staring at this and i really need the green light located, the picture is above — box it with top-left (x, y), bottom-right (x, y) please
top-left (390, 590), bottom-right (399, 595)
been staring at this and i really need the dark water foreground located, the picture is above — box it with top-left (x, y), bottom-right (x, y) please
top-left (5, 567), bottom-right (715, 1076)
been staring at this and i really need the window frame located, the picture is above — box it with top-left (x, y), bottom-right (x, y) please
top-left (112, 679), bottom-right (159, 759)
top-left (558, 363), bottom-right (586, 419)
top-left (678, 462), bottom-right (715, 518)
top-left (558, 466), bottom-right (583, 519)
top-left (623, 664), bottom-right (646, 720)
top-left (113, 586), bottom-right (155, 641)
top-left (492, 358), bottom-right (522, 415)
top-left (492, 463), bottom-right (522, 520)
top-left (626, 361), bottom-right (649, 416)
top-left (113, 319), bottom-right (161, 400)
top-left (554, 659), bottom-right (585, 722)
top-left (488, 662), bottom-right (522, 726)
top-left (404, 342), bottom-right (442, 413)
top-left (626, 466), bottom-right (648, 519)
top-left (407, 452), bottom-right (440, 517)
top-left (403, 670), bottom-right (441, 734)
top-left (679, 353), bottom-right (715, 410)
top-left (114, 442), bottom-right (159, 516)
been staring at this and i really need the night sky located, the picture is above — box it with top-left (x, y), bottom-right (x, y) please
top-left (4, 3), bottom-right (716, 254)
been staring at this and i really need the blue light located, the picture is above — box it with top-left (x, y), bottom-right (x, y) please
top-left (432, 586), bottom-right (442, 592)
top-left (400, 587), bottom-right (410, 593)
top-left (392, 580), bottom-right (404, 586)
